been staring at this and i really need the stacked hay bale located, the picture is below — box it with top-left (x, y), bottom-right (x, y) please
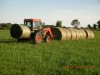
top-left (52, 27), bottom-right (94, 40)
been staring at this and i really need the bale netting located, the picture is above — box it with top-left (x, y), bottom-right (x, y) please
top-left (68, 28), bottom-right (77, 40)
top-left (10, 24), bottom-right (31, 38)
top-left (52, 27), bottom-right (67, 40)
top-left (63, 28), bottom-right (71, 40)
top-left (79, 29), bottom-right (86, 39)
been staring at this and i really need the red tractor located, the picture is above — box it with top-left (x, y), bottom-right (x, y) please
top-left (10, 19), bottom-right (53, 44)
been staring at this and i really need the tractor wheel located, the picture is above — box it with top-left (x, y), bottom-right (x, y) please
top-left (34, 32), bottom-right (42, 44)
top-left (44, 35), bottom-right (51, 43)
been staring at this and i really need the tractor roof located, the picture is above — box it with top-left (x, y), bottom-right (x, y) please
top-left (24, 19), bottom-right (41, 22)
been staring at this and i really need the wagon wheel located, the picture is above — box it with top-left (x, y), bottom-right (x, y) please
top-left (34, 32), bottom-right (42, 44)
top-left (44, 35), bottom-right (51, 43)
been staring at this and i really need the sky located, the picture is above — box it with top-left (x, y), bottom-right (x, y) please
top-left (0, 0), bottom-right (100, 27)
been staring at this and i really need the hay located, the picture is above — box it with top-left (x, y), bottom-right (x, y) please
top-left (88, 30), bottom-right (94, 39)
top-left (10, 24), bottom-right (31, 38)
top-left (52, 27), bottom-right (72, 40)
top-left (56, 27), bottom-right (67, 40)
top-left (79, 29), bottom-right (86, 39)
top-left (83, 29), bottom-right (91, 39)
top-left (73, 28), bottom-right (80, 40)
top-left (57, 27), bottom-right (67, 40)
top-left (63, 28), bottom-right (71, 40)
top-left (51, 27), bottom-right (63, 40)
top-left (78, 29), bottom-right (84, 39)
top-left (68, 28), bottom-right (77, 40)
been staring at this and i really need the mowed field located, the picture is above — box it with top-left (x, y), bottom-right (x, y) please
top-left (0, 30), bottom-right (100, 75)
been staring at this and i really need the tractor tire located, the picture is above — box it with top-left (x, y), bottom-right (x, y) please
top-left (34, 32), bottom-right (42, 44)
top-left (44, 35), bottom-right (51, 43)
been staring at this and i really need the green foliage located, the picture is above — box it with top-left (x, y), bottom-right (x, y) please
top-left (97, 20), bottom-right (100, 29)
top-left (56, 21), bottom-right (62, 27)
top-left (87, 24), bottom-right (92, 29)
top-left (0, 23), bottom-right (12, 29)
top-left (93, 24), bottom-right (97, 29)
top-left (0, 30), bottom-right (100, 75)
top-left (71, 19), bottom-right (80, 28)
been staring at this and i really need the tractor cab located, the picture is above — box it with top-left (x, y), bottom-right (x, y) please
top-left (24, 19), bottom-right (42, 30)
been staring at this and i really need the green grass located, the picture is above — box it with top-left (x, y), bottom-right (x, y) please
top-left (0, 30), bottom-right (100, 75)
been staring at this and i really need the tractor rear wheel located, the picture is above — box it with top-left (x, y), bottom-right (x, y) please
top-left (44, 35), bottom-right (51, 43)
top-left (34, 32), bottom-right (42, 44)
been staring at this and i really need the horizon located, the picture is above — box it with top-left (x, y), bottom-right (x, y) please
top-left (0, 0), bottom-right (100, 27)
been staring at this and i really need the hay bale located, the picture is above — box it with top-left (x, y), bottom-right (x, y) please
top-left (88, 30), bottom-right (94, 39)
top-left (51, 27), bottom-right (67, 40)
top-left (73, 28), bottom-right (80, 40)
top-left (78, 29), bottom-right (84, 39)
top-left (63, 28), bottom-right (71, 40)
top-left (83, 29), bottom-right (91, 39)
top-left (68, 28), bottom-right (77, 40)
top-left (79, 29), bottom-right (86, 39)
top-left (10, 24), bottom-right (31, 38)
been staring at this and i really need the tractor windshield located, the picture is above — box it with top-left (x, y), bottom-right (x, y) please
top-left (33, 22), bottom-right (42, 29)
top-left (24, 21), bottom-right (42, 29)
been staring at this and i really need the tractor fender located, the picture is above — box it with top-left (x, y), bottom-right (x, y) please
top-left (43, 27), bottom-right (53, 38)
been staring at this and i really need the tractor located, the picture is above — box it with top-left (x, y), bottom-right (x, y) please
top-left (10, 19), bottom-right (54, 44)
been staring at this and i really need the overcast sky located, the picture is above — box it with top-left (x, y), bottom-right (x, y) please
top-left (0, 0), bottom-right (100, 27)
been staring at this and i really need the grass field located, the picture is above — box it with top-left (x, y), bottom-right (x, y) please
top-left (0, 30), bottom-right (100, 75)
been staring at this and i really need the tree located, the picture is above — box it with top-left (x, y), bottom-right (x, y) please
top-left (97, 20), bottom-right (100, 29)
top-left (93, 24), bottom-right (97, 29)
top-left (71, 19), bottom-right (80, 28)
top-left (87, 24), bottom-right (92, 29)
top-left (56, 21), bottom-right (62, 27)
top-left (0, 23), bottom-right (12, 29)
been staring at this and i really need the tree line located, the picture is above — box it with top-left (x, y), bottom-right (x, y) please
top-left (0, 23), bottom-right (12, 29)
top-left (55, 19), bottom-right (100, 30)
top-left (0, 19), bottom-right (100, 30)
top-left (87, 20), bottom-right (100, 30)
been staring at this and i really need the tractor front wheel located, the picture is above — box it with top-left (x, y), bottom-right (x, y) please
top-left (34, 32), bottom-right (42, 44)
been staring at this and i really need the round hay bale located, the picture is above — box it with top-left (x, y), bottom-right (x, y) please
top-left (68, 28), bottom-right (77, 40)
top-left (73, 28), bottom-right (80, 40)
top-left (63, 28), bottom-right (71, 40)
top-left (78, 29), bottom-right (84, 39)
top-left (79, 29), bottom-right (86, 39)
top-left (88, 30), bottom-right (94, 39)
top-left (83, 29), bottom-right (91, 39)
top-left (10, 24), bottom-right (31, 38)
top-left (51, 27), bottom-right (67, 40)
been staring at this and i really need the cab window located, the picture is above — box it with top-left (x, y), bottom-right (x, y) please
top-left (33, 22), bottom-right (42, 29)
top-left (24, 21), bottom-right (32, 27)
